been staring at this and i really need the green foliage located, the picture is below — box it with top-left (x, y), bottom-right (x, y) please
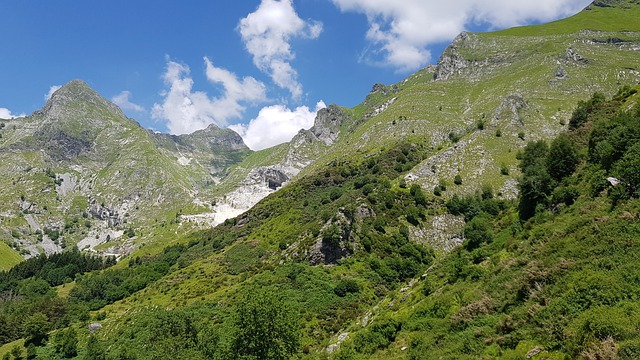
top-left (322, 224), bottom-right (342, 248)
top-left (454, 174), bottom-right (463, 185)
top-left (352, 318), bottom-right (401, 354)
top-left (613, 142), bottom-right (640, 197)
top-left (463, 216), bottom-right (493, 250)
top-left (569, 92), bottom-right (605, 129)
top-left (53, 327), bottom-right (78, 358)
top-left (83, 334), bottom-right (106, 360)
top-left (547, 133), bottom-right (579, 181)
top-left (232, 289), bottom-right (300, 360)
top-left (518, 141), bottom-right (553, 220)
top-left (334, 279), bottom-right (360, 297)
top-left (22, 313), bottom-right (50, 346)
top-left (70, 246), bottom-right (182, 309)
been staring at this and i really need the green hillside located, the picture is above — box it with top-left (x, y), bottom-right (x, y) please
top-left (2, 1), bottom-right (640, 359)
top-left (0, 242), bottom-right (22, 271)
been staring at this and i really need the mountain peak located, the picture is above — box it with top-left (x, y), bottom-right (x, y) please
top-left (41, 79), bottom-right (126, 122)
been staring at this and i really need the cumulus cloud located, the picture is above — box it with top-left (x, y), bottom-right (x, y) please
top-left (331, 0), bottom-right (591, 72)
top-left (112, 91), bottom-right (145, 112)
top-left (0, 107), bottom-right (25, 119)
top-left (239, 0), bottom-right (322, 99)
top-left (0, 108), bottom-right (27, 119)
top-left (230, 100), bottom-right (326, 151)
top-left (45, 85), bottom-right (62, 101)
top-left (152, 58), bottom-right (266, 135)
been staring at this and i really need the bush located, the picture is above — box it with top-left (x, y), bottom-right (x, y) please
top-left (232, 289), bottom-right (300, 360)
top-left (353, 318), bottom-right (401, 354)
top-left (454, 175), bottom-right (463, 185)
top-left (547, 133), bottom-right (579, 181)
top-left (334, 279), bottom-right (359, 297)
top-left (463, 216), bottom-right (493, 251)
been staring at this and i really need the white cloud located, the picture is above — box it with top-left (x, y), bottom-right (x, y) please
top-left (112, 91), bottom-right (145, 112)
top-left (331, 0), bottom-right (592, 72)
top-left (230, 100), bottom-right (326, 151)
top-left (45, 85), bottom-right (62, 102)
top-left (152, 58), bottom-right (267, 135)
top-left (0, 107), bottom-right (25, 119)
top-left (239, 0), bottom-right (322, 99)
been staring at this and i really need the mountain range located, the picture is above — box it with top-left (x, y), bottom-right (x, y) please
top-left (1, 0), bottom-right (640, 358)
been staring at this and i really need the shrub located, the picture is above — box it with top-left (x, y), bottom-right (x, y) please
top-left (463, 216), bottom-right (493, 251)
top-left (334, 279), bottom-right (359, 297)
top-left (547, 133), bottom-right (579, 181)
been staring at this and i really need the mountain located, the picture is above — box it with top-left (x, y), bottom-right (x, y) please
top-left (1, 0), bottom-right (640, 358)
top-left (0, 80), bottom-right (252, 261)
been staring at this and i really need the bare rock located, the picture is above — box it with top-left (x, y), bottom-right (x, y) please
top-left (88, 322), bottom-right (103, 333)
top-left (526, 346), bottom-right (543, 358)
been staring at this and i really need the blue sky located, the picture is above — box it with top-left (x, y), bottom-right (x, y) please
top-left (0, 0), bottom-right (591, 150)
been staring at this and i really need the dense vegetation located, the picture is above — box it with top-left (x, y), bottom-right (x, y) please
top-left (332, 87), bottom-right (640, 359)
top-left (2, 87), bottom-right (639, 359)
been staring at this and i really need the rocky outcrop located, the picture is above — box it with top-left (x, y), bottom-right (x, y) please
top-left (555, 65), bottom-right (568, 79)
top-left (88, 199), bottom-right (121, 227)
top-left (565, 46), bottom-right (588, 64)
top-left (310, 105), bottom-right (347, 146)
top-left (434, 32), bottom-right (475, 81)
top-left (309, 208), bottom-right (355, 265)
top-left (367, 83), bottom-right (399, 97)
top-left (245, 167), bottom-right (289, 190)
top-left (493, 94), bottom-right (527, 126)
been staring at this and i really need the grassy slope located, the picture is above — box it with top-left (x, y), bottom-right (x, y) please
top-left (496, 2), bottom-right (640, 36)
top-left (94, 0), bottom-right (640, 346)
top-left (0, 241), bottom-right (22, 270)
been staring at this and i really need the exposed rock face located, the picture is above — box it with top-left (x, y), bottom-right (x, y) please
top-left (566, 46), bottom-right (588, 64)
top-left (245, 167), bottom-right (289, 190)
top-left (368, 83), bottom-right (399, 97)
top-left (555, 65), bottom-right (568, 79)
top-left (88, 199), bottom-right (121, 227)
top-left (309, 208), bottom-right (354, 265)
top-left (493, 94), bottom-right (527, 126)
top-left (409, 214), bottom-right (465, 252)
top-left (310, 105), bottom-right (347, 145)
top-left (434, 32), bottom-right (475, 81)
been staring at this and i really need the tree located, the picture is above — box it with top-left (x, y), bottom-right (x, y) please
top-left (518, 141), bottom-right (553, 220)
top-left (232, 289), bottom-right (300, 360)
top-left (10, 345), bottom-right (22, 360)
top-left (463, 216), bottom-right (493, 250)
top-left (83, 334), bottom-right (106, 360)
top-left (547, 133), bottom-right (579, 181)
top-left (569, 92), bottom-right (605, 129)
top-left (518, 163), bottom-right (553, 221)
top-left (613, 142), bottom-right (640, 197)
top-left (54, 328), bottom-right (78, 358)
top-left (22, 312), bottom-right (50, 346)
top-left (322, 224), bottom-right (342, 247)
